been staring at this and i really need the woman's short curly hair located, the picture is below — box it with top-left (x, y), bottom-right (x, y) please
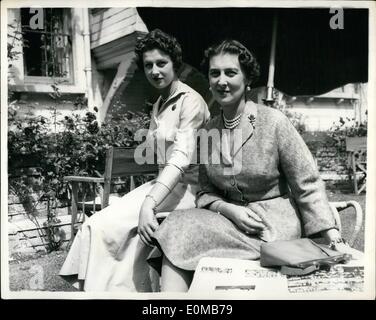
top-left (201, 39), bottom-right (260, 85)
top-left (135, 29), bottom-right (183, 71)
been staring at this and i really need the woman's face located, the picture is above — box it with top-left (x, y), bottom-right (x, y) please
top-left (142, 48), bottom-right (176, 90)
top-left (208, 53), bottom-right (248, 108)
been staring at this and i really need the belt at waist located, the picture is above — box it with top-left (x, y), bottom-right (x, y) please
top-left (226, 192), bottom-right (290, 206)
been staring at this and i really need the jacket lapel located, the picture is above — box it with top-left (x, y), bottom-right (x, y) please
top-left (232, 101), bottom-right (258, 157)
top-left (152, 98), bottom-right (161, 123)
top-left (156, 80), bottom-right (186, 115)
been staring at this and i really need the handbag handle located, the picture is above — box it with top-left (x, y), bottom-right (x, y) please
top-left (294, 253), bottom-right (351, 269)
top-left (281, 264), bottom-right (320, 276)
top-left (280, 253), bottom-right (352, 276)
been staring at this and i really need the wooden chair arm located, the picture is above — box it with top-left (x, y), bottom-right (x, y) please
top-left (64, 176), bottom-right (105, 183)
top-left (329, 201), bottom-right (363, 247)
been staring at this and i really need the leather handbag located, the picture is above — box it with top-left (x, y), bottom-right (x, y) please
top-left (260, 238), bottom-right (351, 276)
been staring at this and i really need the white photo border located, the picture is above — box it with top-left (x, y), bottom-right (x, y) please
top-left (1, 0), bottom-right (375, 300)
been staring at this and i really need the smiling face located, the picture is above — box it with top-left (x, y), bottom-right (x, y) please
top-left (208, 53), bottom-right (248, 109)
top-left (142, 48), bottom-right (176, 91)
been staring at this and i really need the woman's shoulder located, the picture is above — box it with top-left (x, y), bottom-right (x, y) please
top-left (178, 81), bottom-right (205, 100)
top-left (177, 81), bottom-right (208, 109)
top-left (177, 82), bottom-right (210, 122)
top-left (256, 103), bottom-right (288, 122)
top-left (253, 103), bottom-right (292, 133)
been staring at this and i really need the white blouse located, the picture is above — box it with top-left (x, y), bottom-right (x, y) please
top-left (146, 80), bottom-right (210, 188)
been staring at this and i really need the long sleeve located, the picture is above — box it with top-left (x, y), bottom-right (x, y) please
top-left (157, 93), bottom-right (209, 190)
top-left (276, 114), bottom-right (336, 236)
top-left (166, 93), bottom-right (209, 170)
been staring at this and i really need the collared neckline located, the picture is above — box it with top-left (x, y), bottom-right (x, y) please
top-left (153, 80), bottom-right (189, 117)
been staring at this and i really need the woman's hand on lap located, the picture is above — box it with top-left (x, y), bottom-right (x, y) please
top-left (138, 202), bottom-right (159, 247)
top-left (221, 203), bottom-right (266, 235)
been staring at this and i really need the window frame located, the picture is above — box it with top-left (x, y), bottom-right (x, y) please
top-left (21, 8), bottom-right (73, 83)
top-left (8, 8), bottom-right (86, 94)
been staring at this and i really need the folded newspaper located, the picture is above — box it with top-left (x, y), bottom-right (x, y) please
top-left (189, 257), bottom-right (364, 297)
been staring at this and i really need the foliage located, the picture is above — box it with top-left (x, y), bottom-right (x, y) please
top-left (9, 99), bottom-right (150, 250)
top-left (8, 103), bottom-right (150, 197)
top-left (270, 91), bottom-right (307, 134)
top-left (329, 115), bottom-right (367, 152)
top-left (7, 20), bottom-right (151, 251)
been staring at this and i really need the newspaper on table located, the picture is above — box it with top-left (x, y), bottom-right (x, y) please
top-left (189, 257), bottom-right (364, 295)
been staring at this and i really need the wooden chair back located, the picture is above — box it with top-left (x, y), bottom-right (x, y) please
top-left (345, 137), bottom-right (367, 152)
top-left (64, 146), bottom-right (158, 246)
top-left (345, 137), bottom-right (367, 194)
top-left (102, 147), bottom-right (158, 207)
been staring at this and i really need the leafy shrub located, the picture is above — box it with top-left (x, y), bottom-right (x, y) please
top-left (8, 106), bottom-right (150, 199)
top-left (8, 102), bottom-right (150, 251)
top-left (329, 116), bottom-right (367, 152)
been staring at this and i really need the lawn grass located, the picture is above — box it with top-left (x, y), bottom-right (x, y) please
top-left (8, 250), bottom-right (78, 292)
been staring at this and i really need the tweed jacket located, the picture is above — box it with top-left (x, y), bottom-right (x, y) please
top-left (196, 101), bottom-right (336, 240)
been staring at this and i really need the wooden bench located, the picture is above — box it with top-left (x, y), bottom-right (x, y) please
top-left (64, 146), bottom-right (158, 247)
top-left (345, 137), bottom-right (367, 194)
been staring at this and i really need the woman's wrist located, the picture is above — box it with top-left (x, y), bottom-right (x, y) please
top-left (328, 237), bottom-right (348, 250)
top-left (211, 200), bottom-right (236, 220)
top-left (321, 228), bottom-right (347, 248)
top-left (321, 228), bottom-right (341, 241)
top-left (211, 200), bottom-right (224, 213)
top-left (143, 195), bottom-right (157, 211)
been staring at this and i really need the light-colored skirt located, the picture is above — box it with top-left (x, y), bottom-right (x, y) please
top-left (150, 195), bottom-right (303, 272)
top-left (59, 179), bottom-right (198, 292)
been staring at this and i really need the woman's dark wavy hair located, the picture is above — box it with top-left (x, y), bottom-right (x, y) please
top-left (135, 29), bottom-right (183, 71)
top-left (201, 39), bottom-right (260, 85)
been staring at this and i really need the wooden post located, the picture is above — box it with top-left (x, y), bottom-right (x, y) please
top-left (264, 13), bottom-right (278, 105)
top-left (98, 53), bottom-right (138, 123)
top-left (102, 147), bottom-right (114, 208)
top-left (69, 181), bottom-right (79, 246)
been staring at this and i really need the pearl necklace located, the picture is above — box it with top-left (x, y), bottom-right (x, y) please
top-left (223, 113), bottom-right (242, 129)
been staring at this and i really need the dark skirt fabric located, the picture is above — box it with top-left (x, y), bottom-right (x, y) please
top-left (149, 208), bottom-right (263, 272)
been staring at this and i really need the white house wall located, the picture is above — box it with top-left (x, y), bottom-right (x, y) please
top-left (288, 83), bottom-right (367, 131)
top-left (291, 100), bottom-right (355, 131)
top-left (90, 8), bottom-right (147, 49)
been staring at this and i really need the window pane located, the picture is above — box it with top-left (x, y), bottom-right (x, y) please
top-left (21, 8), bottom-right (72, 78)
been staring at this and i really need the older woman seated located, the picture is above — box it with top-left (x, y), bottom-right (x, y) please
top-left (150, 39), bottom-right (357, 292)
